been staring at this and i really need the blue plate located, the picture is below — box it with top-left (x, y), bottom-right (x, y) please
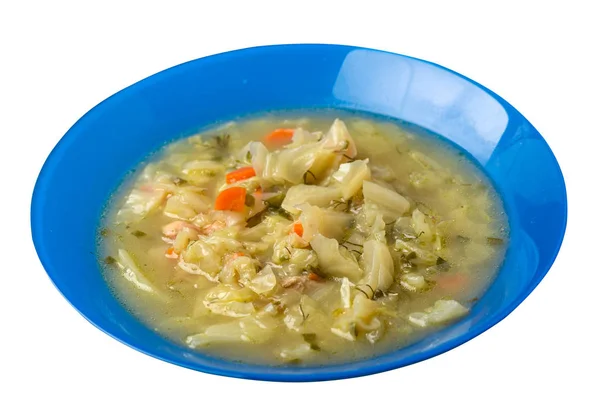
top-left (31, 44), bottom-right (567, 381)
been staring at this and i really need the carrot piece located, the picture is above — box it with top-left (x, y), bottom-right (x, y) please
top-left (226, 166), bottom-right (256, 184)
top-left (165, 246), bottom-right (178, 259)
top-left (263, 128), bottom-right (295, 149)
top-left (292, 222), bottom-right (304, 237)
top-left (215, 187), bottom-right (247, 212)
top-left (437, 273), bottom-right (467, 292)
top-left (230, 252), bottom-right (245, 259)
top-left (308, 272), bottom-right (322, 281)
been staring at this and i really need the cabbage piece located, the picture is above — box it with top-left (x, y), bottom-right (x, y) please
top-left (368, 213), bottom-right (387, 243)
top-left (186, 316), bottom-right (274, 347)
top-left (412, 208), bottom-right (435, 242)
top-left (360, 239), bottom-right (394, 292)
top-left (278, 341), bottom-right (314, 361)
top-left (172, 227), bottom-right (199, 252)
top-left (310, 234), bottom-right (362, 282)
top-left (247, 265), bottom-right (277, 295)
top-left (262, 143), bottom-right (330, 184)
top-left (287, 128), bottom-right (322, 147)
top-left (282, 249), bottom-right (319, 276)
top-left (394, 239), bottom-right (438, 265)
top-left (362, 180), bottom-right (410, 216)
top-left (399, 273), bottom-right (427, 292)
top-left (181, 160), bottom-right (225, 184)
top-left (216, 255), bottom-right (258, 285)
top-left (408, 299), bottom-right (469, 327)
top-left (203, 232), bottom-right (244, 257)
top-left (115, 249), bottom-right (155, 294)
top-left (180, 240), bottom-right (222, 278)
top-left (238, 141), bottom-right (269, 176)
top-left (340, 277), bottom-right (355, 308)
top-left (331, 295), bottom-right (381, 341)
top-left (115, 249), bottom-right (167, 301)
top-left (332, 159), bottom-right (371, 200)
top-left (241, 214), bottom-right (292, 242)
top-left (272, 233), bottom-right (309, 264)
top-left (321, 119), bottom-right (357, 158)
top-left (281, 185), bottom-right (341, 215)
top-left (202, 285), bottom-right (257, 317)
top-left (116, 187), bottom-right (167, 223)
top-left (409, 151), bottom-right (443, 170)
top-left (297, 204), bottom-right (352, 242)
top-left (164, 189), bottom-right (211, 219)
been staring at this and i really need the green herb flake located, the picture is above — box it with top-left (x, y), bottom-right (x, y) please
top-left (245, 194), bottom-right (255, 207)
top-left (303, 170), bottom-right (317, 185)
top-left (302, 333), bottom-right (317, 342)
top-left (99, 228), bottom-right (109, 237)
top-left (246, 211), bottom-right (264, 228)
top-left (264, 193), bottom-right (285, 208)
top-left (172, 177), bottom-right (187, 186)
top-left (131, 230), bottom-right (147, 238)
top-left (487, 237), bottom-right (504, 246)
top-left (103, 256), bottom-right (117, 265)
top-left (436, 256), bottom-right (451, 271)
top-left (456, 235), bottom-right (471, 243)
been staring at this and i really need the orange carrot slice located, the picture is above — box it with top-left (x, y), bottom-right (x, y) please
top-left (226, 166), bottom-right (256, 184)
top-left (215, 187), bottom-right (247, 212)
top-left (437, 273), bottom-right (467, 292)
top-left (292, 222), bottom-right (304, 237)
top-left (165, 246), bottom-right (178, 259)
top-left (263, 128), bottom-right (295, 149)
top-left (308, 272), bottom-right (322, 281)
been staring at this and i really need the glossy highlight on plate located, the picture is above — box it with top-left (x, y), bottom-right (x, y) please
top-left (31, 44), bottom-right (567, 381)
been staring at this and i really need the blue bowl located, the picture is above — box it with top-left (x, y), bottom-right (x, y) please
top-left (31, 44), bottom-right (567, 381)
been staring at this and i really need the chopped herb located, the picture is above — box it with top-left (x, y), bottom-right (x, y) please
top-left (457, 235), bottom-right (471, 243)
top-left (344, 240), bottom-right (363, 248)
top-left (245, 193), bottom-right (255, 207)
top-left (299, 304), bottom-right (309, 322)
top-left (415, 231), bottom-right (425, 239)
top-left (287, 358), bottom-right (302, 365)
top-left (99, 228), bottom-right (109, 237)
top-left (354, 286), bottom-right (370, 298)
top-left (131, 230), bottom-right (147, 238)
top-left (310, 343), bottom-right (321, 351)
top-left (405, 251), bottom-right (417, 261)
top-left (303, 170), bottom-right (317, 184)
top-left (246, 211), bottom-right (264, 228)
top-left (487, 237), bottom-right (504, 246)
top-left (284, 247), bottom-right (292, 256)
top-left (341, 154), bottom-right (355, 161)
top-left (245, 151), bottom-right (252, 163)
top-left (214, 134), bottom-right (230, 150)
top-left (302, 333), bottom-right (317, 342)
top-left (103, 256), bottom-right (116, 265)
top-left (172, 177), bottom-right (187, 186)
top-left (469, 297), bottom-right (479, 303)
top-left (264, 193), bottom-right (285, 208)
top-left (373, 289), bottom-right (385, 299)
top-left (436, 256), bottom-right (451, 271)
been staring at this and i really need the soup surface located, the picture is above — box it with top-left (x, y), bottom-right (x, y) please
top-left (99, 113), bottom-right (508, 365)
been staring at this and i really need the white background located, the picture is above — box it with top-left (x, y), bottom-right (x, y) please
top-left (1, 1), bottom-right (598, 413)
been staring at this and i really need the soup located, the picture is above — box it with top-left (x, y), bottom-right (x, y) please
top-left (99, 114), bottom-right (508, 365)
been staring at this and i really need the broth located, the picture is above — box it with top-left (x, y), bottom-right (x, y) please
top-left (99, 113), bottom-right (508, 365)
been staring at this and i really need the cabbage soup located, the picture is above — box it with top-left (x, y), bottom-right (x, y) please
top-left (99, 114), bottom-right (508, 365)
